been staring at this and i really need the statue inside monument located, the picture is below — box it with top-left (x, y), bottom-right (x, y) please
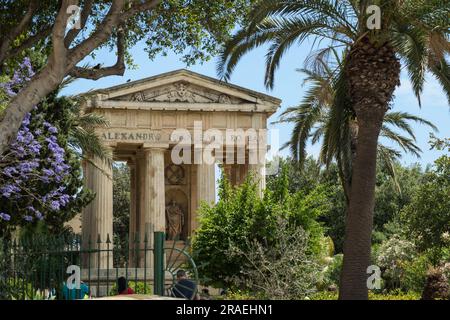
top-left (165, 199), bottom-right (185, 240)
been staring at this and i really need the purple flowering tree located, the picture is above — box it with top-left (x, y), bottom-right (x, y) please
top-left (0, 58), bottom-right (92, 235)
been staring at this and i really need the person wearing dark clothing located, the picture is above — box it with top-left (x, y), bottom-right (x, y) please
top-left (117, 277), bottom-right (135, 295)
top-left (171, 270), bottom-right (197, 299)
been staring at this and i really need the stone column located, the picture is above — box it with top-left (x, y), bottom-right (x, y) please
top-left (128, 160), bottom-right (138, 265)
top-left (136, 152), bottom-right (146, 267)
top-left (248, 162), bottom-right (266, 197)
top-left (140, 148), bottom-right (166, 267)
top-left (197, 162), bottom-right (215, 206)
top-left (248, 145), bottom-right (267, 197)
top-left (81, 152), bottom-right (114, 269)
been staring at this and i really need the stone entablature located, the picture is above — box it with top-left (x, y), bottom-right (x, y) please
top-left (84, 69), bottom-right (280, 113)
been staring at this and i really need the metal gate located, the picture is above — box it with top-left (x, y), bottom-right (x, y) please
top-left (0, 232), bottom-right (198, 300)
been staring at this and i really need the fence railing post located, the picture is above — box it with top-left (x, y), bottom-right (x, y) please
top-left (153, 232), bottom-right (165, 296)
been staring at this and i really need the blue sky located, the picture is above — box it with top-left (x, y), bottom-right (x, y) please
top-left (62, 40), bottom-right (450, 167)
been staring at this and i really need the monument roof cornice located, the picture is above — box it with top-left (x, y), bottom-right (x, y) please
top-left (81, 69), bottom-right (281, 115)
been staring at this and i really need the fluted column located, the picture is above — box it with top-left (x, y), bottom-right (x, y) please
top-left (140, 148), bottom-right (166, 268)
top-left (145, 148), bottom-right (166, 233)
top-left (82, 152), bottom-right (114, 269)
top-left (248, 161), bottom-right (266, 197)
top-left (128, 160), bottom-right (138, 265)
top-left (197, 162), bottom-right (215, 206)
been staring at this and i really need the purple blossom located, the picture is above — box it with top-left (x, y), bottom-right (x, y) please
top-left (1, 184), bottom-right (20, 197)
top-left (0, 212), bottom-right (11, 221)
top-left (59, 194), bottom-right (70, 207)
top-left (0, 58), bottom-right (75, 224)
top-left (3, 167), bottom-right (17, 178)
top-left (50, 201), bottom-right (60, 211)
top-left (43, 168), bottom-right (55, 177)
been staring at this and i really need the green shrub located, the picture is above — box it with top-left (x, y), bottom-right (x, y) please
top-left (402, 254), bottom-right (430, 293)
top-left (376, 235), bottom-right (416, 290)
top-left (224, 290), bottom-right (261, 300)
top-left (319, 254), bottom-right (343, 290)
top-left (369, 290), bottom-right (420, 300)
top-left (227, 220), bottom-right (319, 300)
top-left (310, 291), bottom-right (338, 300)
top-left (311, 290), bottom-right (420, 300)
top-left (192, 168), bottom-right (327, 288)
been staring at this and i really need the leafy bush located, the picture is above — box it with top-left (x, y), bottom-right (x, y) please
top-left (376, 235), bottom-right (416, 290)
top-left (402, 140), bottom-right (450, 264)
top-left (421, 267), bottom-right (450, 300)
top-left (227, 219), bottom-right (319, 300)
top-left (311, 290), bottom-right (420, 300)
top-left (402, 254), bottom-right (430, 293)
top-left (224, 290), bottom-right (260, 300)
top-left (192, 168), bottom-right (327, 288)
top-left (320, 254), bottom-right (343, 290)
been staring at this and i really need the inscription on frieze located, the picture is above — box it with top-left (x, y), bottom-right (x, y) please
top-left (100, 130), bottom-right (167, 143)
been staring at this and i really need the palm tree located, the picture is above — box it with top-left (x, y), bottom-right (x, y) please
top-left (59, 78), bottom-right (112, 164)
top-left (218, 0), bottom-right (449, 299)
top-left (277, 58), bottom-right (438, 204)
top-left (67, 102), bottom-right (112, 163)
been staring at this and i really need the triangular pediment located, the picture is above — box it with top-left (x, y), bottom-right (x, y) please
top-left (86, 70), bottom-right (281, 114)
top-left (114, 80), bottom-right (244, 104)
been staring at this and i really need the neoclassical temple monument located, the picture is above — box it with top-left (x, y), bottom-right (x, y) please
top-left (80, 70), bottom-right (281, 268)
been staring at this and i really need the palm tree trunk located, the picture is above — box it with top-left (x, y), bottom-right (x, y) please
top-left (338, 37), bottom-right (400, 300)
top-left (339, 114), bottom-right (384, 300)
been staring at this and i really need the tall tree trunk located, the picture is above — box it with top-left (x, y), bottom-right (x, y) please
top-left (339, 114), bottom-right (384, 299)
top-left (339, 37), bottom-right (400, 300)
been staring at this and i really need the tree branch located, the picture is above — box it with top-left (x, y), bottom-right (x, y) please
top-left (49, 0), bottom-right (79, 70)
top-left (119, 0), bottom-right (161, 23)
top-left (64, 0), bottom-right (94, 48)
top-left (68, 29), bottom-right (126, 80)
top-left (3, 27), bottom-right (53, 62)
top-left (65, 0), bottom-right (125, 69)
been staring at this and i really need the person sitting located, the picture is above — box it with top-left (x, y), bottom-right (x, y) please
top-left (171, 269), bottom-right (197, 300)
top-left (117, 277), bottom-right (135, 295)
top-left (61, 281), bottom-right (89, 300)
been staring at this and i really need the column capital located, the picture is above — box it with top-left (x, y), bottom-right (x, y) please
top-left (142, 146), bottom-right (168, 155)
top-left (143, 142), bottom-right (170, 150)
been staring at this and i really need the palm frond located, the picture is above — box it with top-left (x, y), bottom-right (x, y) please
top-left (377, 144), bottom-right (402, 193)
top-left (429, 57), bottom-right (450, 105)
top-left (380, 126), bottom-right (422, 157)
top-left (391, 24), bottom-right (429, 106)
top-left (383, 111), bottom-right (438, 141)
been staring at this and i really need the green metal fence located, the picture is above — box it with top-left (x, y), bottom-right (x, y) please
top-left (0, 232), bottom-right (198, 300)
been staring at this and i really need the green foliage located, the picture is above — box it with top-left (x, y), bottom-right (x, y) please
top-left (374, 163), bottom-right (423, 237)
top-left (269, 158), bottom-right (347, 253)
top-left (375, 235), bottom-right (417, 291)
top-left (0, 1), bottom-right (259, 69)
top-left (311, 290), bottom-right (420, 300)
top-left (320, 254), bottom-right (343, 290)
top-left (112, 163), bottom-right (130, 252)
top-left (402, 139), bottom-right (450, 263)
top-left (402, 254), bottom-right (431, 294)
top-left (192, 166), bottom-right (327, 288)
top-left (228, 219), bottom-right (319, 299)
top-left (224, 290), bottom-right (260, 300)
